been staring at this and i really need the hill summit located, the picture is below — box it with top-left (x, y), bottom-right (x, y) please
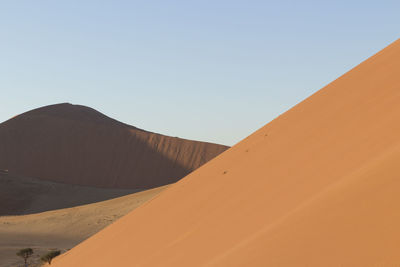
top-left (0, 103), bottom-right (228, 189)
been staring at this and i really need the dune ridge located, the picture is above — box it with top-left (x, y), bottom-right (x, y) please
top-left (0, 172), bottom-right (137, 216)
top-left (53, 38), bottom-right (400, 266)
top-left (0, 103), bottom-right (228, 189)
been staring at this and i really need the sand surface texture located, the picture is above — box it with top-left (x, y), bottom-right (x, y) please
top-left (51, 39), bottom-right (400, 267)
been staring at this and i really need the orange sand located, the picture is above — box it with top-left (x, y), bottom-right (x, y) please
top-left (52, 39), bottom-right (400, 266)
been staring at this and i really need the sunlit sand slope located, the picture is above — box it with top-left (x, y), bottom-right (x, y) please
top-left (53, 39), bottom-right (400, 266)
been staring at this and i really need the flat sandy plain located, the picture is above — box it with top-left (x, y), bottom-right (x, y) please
top-left (0, 174), bottom-right (166, 267)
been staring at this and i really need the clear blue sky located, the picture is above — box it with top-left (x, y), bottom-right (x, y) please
top-left (1, 1), bottom-right (399, 146)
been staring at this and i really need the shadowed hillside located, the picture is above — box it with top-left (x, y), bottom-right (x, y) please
top-left (0, 172), bottom-right (137, 216)
top-left (0, 103), bottom-right (228, 189)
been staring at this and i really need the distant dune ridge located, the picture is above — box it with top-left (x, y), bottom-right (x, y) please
top-left (0, 103), bottom-right (228, 189)
top-left (50, 39), bottom-right (400, 267)
top-left (0, 172), bottom-right (137, 216)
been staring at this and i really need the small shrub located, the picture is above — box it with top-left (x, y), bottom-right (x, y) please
top-left (16, 248), bottom-right (33, 267)
top-left (40, 250), bottom-right (61, 265)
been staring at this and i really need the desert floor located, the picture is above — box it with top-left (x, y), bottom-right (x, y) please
top-left (0, 185), bottom-right (167, 267)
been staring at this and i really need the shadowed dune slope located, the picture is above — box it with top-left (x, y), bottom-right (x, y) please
top-left (0, 173), bottom-right (137, 215)
top-left (0, 103), bottom-right (228, 189)
top-left (53, 39), bottom-right (400, 267)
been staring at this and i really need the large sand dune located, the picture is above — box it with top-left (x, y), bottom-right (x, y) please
top-left (0, 103), bottom-right (228, 189)
top-left (50, 39), bottom-right (400, 267)
top-left (0, 186), bottom-right (167, 267)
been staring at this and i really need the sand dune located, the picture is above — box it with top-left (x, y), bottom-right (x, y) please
top-left (50, 39), bottom-right (400, 267)
top-left (0, 103), bottom-right (228, 189)
top-left (0, 172), bottom-right (137, 215)
top-left (0, 103), bottom-right (226, 265)
top-left (0, 186), bottom-right (167, 267)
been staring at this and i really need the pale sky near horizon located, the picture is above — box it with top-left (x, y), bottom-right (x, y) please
top-left (1, 1), bottom-right (399, 146)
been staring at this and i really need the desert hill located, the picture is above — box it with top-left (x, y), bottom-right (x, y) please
top-left (51, 39), bottom-right (400, 267)
top-left (0, 103), bottom-right (228, 189)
